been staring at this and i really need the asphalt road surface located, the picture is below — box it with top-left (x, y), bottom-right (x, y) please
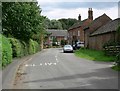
top-left (12, 48), bottom-right (118, 89)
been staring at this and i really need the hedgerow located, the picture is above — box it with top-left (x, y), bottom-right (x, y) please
top-left (2, 35), bottom-right (12, 68)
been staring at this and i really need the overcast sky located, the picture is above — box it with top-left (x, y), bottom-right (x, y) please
top-left (37, 0), bottom-right (119, 20)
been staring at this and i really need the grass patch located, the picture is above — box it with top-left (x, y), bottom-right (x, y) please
top-left (75, 48), bottom-right (115, 62)
top-left (112, 65), bottom-right (120, 71)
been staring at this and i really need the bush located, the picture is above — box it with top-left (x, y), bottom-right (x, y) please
top-left (2, 34), bottom-right (12, 68)
top-left (28, 39), bottom-right (39, 54)
top-left (9, 38), bottom-right (22, 57)
top-left (29, 39), bottom-right (35, 54)
top-left (103, 41), bottom-right (120, 48)
top-left (20, 41), bottom-right (29, 56)
top-left (33, 41), bottom-right (39, 52)
top-left (9, 38), bottom-right (39, 57)
top-left (115, 52), bottom-right (120, 66)
top-left (1, 36), bottom-right (40, 68)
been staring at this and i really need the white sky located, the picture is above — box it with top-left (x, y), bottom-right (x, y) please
top-left (37, 0), bottom-right (119, 20)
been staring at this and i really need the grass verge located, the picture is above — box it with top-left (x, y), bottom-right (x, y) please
top-left (112, 65), bottom-right (120, 71)
top-left (75, 48), bottom-right (115, 62)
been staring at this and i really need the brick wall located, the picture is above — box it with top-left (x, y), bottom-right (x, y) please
top-left (89, 32), bottom-right (118, 50)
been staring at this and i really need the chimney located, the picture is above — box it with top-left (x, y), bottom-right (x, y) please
top-left (78, 14), bottom-right (81, 21)
top-left (88, 8), bottom-right (93, 20)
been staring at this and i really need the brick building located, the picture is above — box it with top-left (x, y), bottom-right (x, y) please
top-left (89, 18), bottom-right (120, 50)
top-left (84, 13), bottom-right (112, 48)
top-left (68, 8), bottom-right (93, 45)
top-left (46, 29), bottom-right (68, 46)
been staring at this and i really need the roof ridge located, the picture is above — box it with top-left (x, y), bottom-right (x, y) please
top-left (68, 18), bottom-right (88, 30)
top-left (91, 18), bottom-right (119, 36)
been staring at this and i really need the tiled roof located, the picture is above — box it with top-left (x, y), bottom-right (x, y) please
top-left (46, 29), bottom-right (68, 37)
top-left (68, 19), bottom-right (87, 30)
top-left (84, 13), bottom-right (112, 31)
top-left (91, 18), bottom-right (120, 36)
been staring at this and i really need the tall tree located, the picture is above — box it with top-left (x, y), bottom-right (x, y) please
top-left (58, 18), bottom-right (77, 30)
top-left (2, 2), bottom-right (45, 42)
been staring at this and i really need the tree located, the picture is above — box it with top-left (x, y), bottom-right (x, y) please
top-left (50, 19), bottom-right (63, 29)
top-left (43, 17), bottom-right (51, 29)
top-left (58, 18), bottom-right (77, 30)
top-left (44, 18), bottom-right (63, 29)
top-left (2, 2), bottom-right (45, 42)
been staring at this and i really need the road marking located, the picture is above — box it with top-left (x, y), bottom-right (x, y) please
top-left (55, 55), bottom-right (59, 63)
top-left (40, 63), bottom-right (42, 66)
top-left (25, 62), bottom-right (58, 67)
top-left (54, 63), bottom-right (57, 65)
top-left (45, 63), bottom-right (47, 66)
top-left (32, 64), bottom-right (35, 67)
top-left (48, 63), bottom-right (52, 65)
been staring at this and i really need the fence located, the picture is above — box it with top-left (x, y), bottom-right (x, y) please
top-left (104, 46), bottom-right (120, 56)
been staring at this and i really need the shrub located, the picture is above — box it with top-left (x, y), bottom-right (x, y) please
top-left (20, 41), bottom-right (29, 56)
top-left (9, 38), bottom-right (22, 57)
top-left (103, 41), bottom-right (120, 48)
top-left (33, 41), bottom-right (39, 52)
top-left (115, 52), bottom-right (120, 66)
top-left (2, 34), bottom-right (12, 68)
top-left (28, 39), bottom-right (39, 54)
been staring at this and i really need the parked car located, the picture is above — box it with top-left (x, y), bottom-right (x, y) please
top-left (72, 44), bottom-right (76, 50)
top-left (63, 45), bottom-right (73, 53)
top-left (73, 42), bottom-right (84, 50)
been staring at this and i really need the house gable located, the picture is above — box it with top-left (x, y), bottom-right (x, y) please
top-left (85, 13), bottom-right (112, 34)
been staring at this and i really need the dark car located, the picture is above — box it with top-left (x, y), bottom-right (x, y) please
top-left (73, 42), bottom-right (84, 50)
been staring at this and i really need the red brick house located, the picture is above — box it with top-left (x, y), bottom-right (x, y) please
top-left (89, 18), bottom-right (120, 50)
top-left (46, 29), bottom-right (68, 46)
top-left (84, 13), bottom-right (112, 48)
top-left (68, 8), bottom-right (93, 45)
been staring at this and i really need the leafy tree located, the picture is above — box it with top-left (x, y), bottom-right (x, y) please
top-left (44, 18), bottom-right (77, 30)
top-left (44, 18), bottom-right (63, 29)
top-left (58, 18), bottom-right (77, 30)
top-left (43, 17), bottom-right (51, 29)
top-left (50, 19), bottom-right (63, 29)
top-left (2, 2), bottom-right (45, 42)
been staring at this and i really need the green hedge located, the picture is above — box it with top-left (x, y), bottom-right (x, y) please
top-left (9, 38), bottom-right (40, 58)
top-left (34, 41), bottom-right (40, 53)
top-left (20, 41), bottom-right (29, 56)
top-left (2, 35), bottom-right (12, 68)
top-left (0, 34), bottom-right (40, 68)
top-left (9, 38), bottom-right (23, 57)
top-left (1, 36), bottom-right (39, 68)
top-left (28, 39), bottom-right (40, 54)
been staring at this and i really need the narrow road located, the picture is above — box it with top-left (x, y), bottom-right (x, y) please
top-left (14, 48), bottom-right (118, 89)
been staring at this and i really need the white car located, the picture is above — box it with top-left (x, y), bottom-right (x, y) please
top-left (63, 45), bottom-right (73, 53)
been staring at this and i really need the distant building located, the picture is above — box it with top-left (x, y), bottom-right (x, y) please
top-left (46, 29), bottom-right (68, 46)
top-left (68, 8), bottom-right (93, 45)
